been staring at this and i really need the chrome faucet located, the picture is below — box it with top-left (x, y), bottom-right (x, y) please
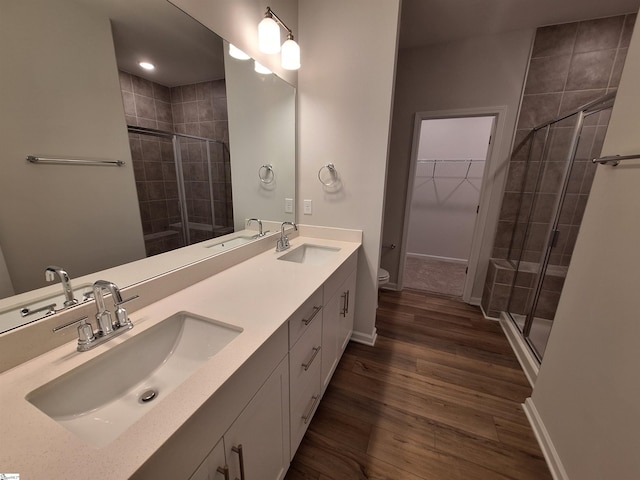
top-left (247, 218), bottom-right (266, 237)
top-left (53, 280), bottom-right (138, 352)
top-left (45, 265), bottom-right (77, 307)
top-left (276, 222), bottom-right (297, 252)
top-left (92, 280), bottom-right (135, 335)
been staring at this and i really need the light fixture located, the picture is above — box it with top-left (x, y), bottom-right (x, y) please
top-left (229, 44), bottom-right (250, 60)
top-left (258, 7), bottom-right (300, 70)
top-left (254, 61), bottom-right (272, 75)
top-left (138, 61), bottom-right (155, 71)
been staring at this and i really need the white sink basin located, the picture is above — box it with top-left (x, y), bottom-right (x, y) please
top-left (26, 311), bottom-right (242, 447)
top-left (205, 235), bottom-right (256, 251)
top-left (278, 244), bottom-right (341, 265)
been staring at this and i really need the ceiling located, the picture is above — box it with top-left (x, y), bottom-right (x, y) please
top-left (399, 0), bottom-right (640, 49)
top-left (75, 0), bottom-right (224, 87)
top-left (74, 0), bottom-right (640, 86)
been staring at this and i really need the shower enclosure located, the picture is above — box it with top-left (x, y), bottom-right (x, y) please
top-left (504, 93), bottom-right (615, 362)
top-left (127, 126), bottom-right (233, 256)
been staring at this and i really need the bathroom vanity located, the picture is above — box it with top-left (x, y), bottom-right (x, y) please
top-left (0, 225), bottom-right (361, 479)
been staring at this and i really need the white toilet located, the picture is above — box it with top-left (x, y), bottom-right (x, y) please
top-left (378, 267), bottom-right (390, 288)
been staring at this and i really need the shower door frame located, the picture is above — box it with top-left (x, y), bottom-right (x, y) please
top-left (506, 92), bottom-right (616, 362)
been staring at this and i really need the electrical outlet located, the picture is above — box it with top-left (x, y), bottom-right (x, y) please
top-left (284, 198), bottom-right (293, 213)
top-left (303, 199), bottom-right (312, 215)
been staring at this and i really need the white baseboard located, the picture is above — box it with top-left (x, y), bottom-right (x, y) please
top-left (468, 295), bottom-right (481, 307)
top-left (499, 313), bottom-right (538, 387)
top-left (523, 398), bottom-right (569, 480)
top-left (479, 303), bottom-right (499, 321)
top-left (350, 329), bottom-right (377, 346)
top-left (406, 252), bottom-right (467, 264)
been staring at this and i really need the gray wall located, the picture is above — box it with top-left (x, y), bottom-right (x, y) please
top-left (382, 29), bottom-right (535, 300)
top-left (0, 0), bottom-right (145, 294)
top-left (297, 0), bottom-right (401, 343)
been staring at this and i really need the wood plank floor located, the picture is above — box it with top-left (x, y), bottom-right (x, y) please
top-left (285, 289), bottom-right (552, 480)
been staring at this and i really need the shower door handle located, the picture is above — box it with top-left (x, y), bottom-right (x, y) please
top-left (550, 229), bottom-right (560, 248)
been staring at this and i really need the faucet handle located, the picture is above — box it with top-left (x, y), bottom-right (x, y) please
top-left (53, 315), bottom-right (96, 347)
top-left (113, 295), bottom-right (138, 328)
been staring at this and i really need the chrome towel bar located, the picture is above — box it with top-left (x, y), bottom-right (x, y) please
top-left (592, 154), bottom-right (640, 166)
top-left (26, 155), bottom-right (125, 167)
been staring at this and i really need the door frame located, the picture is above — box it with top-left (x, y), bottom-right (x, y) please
top-left (398, 106), bottom-right (507, 303)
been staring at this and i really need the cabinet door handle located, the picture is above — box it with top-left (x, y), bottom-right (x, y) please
top-left (346, 289), bottom-right (350, 314)
top-left (216, 465), bottom-right (230, 480)
top-left (301, 346), bottom-right (321, 371)
top-left (231, 444), bottom-right (245, 480)
top-left (340, 291), bottom-right (348, 317)
top-left (302, 305), bottom-right (322, 325)
top-left (302, 395), bottom-right (320, 424)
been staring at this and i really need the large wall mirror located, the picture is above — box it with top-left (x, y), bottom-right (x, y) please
top-left (0, 0), bottom-right (296, 332)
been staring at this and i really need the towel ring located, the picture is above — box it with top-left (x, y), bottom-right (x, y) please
top-left (318, 163), bottom-right (339, 186)
top-left (259, 164), bottom-right (275, 184)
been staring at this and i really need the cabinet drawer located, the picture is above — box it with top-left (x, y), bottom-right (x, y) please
top-left (289, 316), bottom-right (322, 397)
top-left (288, 286), bottom-right (323, 348)
top-left (290, 363), bottom-right (322, 458)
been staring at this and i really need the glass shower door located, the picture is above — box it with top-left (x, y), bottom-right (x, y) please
top-left (507, 114), bottom-right (583, 360)
top-left (505, 93), bottom-right (615, 362)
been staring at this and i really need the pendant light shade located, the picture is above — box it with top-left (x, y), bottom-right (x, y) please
top-left (258, 16), bottom-right (281, 54)
top-left (281, 37), bottom-right (300, 70)
top-left (257, 7), bottom-right (301, 70)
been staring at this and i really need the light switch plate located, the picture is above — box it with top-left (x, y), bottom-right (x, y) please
top-left (285, 198), bottom-right (293, 213)
top-left (303, 199), bottom-right (312, 215)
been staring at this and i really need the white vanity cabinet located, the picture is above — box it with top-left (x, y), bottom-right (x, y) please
top-left (190, 438), bottom-right (227, 480)
top-left (321, 252), bottom-right (357, 393)
top-left (189, 356), bottom-right (290, 480)
top-left (287, 287), bottom-right (323, 458)
top-left (224, 356), bottom-right (290, 480)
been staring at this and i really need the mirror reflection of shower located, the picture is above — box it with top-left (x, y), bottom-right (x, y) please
top-left (118, 70), bottom-right (233, 256)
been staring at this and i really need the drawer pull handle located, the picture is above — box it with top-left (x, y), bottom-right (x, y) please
top-left (302, 346), bottom-right (321, 371)
top-left (302, 395), bottom-right (320, 424)
top-left (231, 444), bottom-right (245, 480)
top-left (216, 465), bottom-right (230, 480)
top-left (302, 305), bottom-right (322, 325)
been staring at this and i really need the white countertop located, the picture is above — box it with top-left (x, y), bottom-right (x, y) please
top-left (0, 232), bottom-right (361, 479)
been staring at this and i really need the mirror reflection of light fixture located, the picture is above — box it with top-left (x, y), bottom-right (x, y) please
top-left (254, 60), bottom-right (272, 75)
top-left (229, 44), bottom-right (250, 60)
top-left (258, 6), bottom-right (300, 70)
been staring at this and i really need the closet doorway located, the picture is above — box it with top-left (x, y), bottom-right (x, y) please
top-left (401, 114), bottom-right (495, 298)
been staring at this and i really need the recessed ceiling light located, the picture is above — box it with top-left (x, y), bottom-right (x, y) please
top-left (139, 62), bottom-right (155, 71)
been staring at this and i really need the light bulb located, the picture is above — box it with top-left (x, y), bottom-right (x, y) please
top-left (254, 61), bottom-right (272, 74)
top-left (258, 16), bottom-right (281, 54)
top-left (281, 38), bottom-right (300, 70)
top-left (228, 44), bottom-right (250, 60)
top-left (139, 62), bottom-right (155, 71)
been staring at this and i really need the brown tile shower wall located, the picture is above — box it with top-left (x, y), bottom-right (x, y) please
top-left (119, 71), bottom-right (182, 256)
top-left (170, 81), bottom-right (233, 230)
top-left (118, 72), bottom-right (233, 255)
top-left (482, 14), bottom-right (636, 317)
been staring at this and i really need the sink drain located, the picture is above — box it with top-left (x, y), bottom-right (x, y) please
top-left (139, 389), bottom-right (158, 403)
